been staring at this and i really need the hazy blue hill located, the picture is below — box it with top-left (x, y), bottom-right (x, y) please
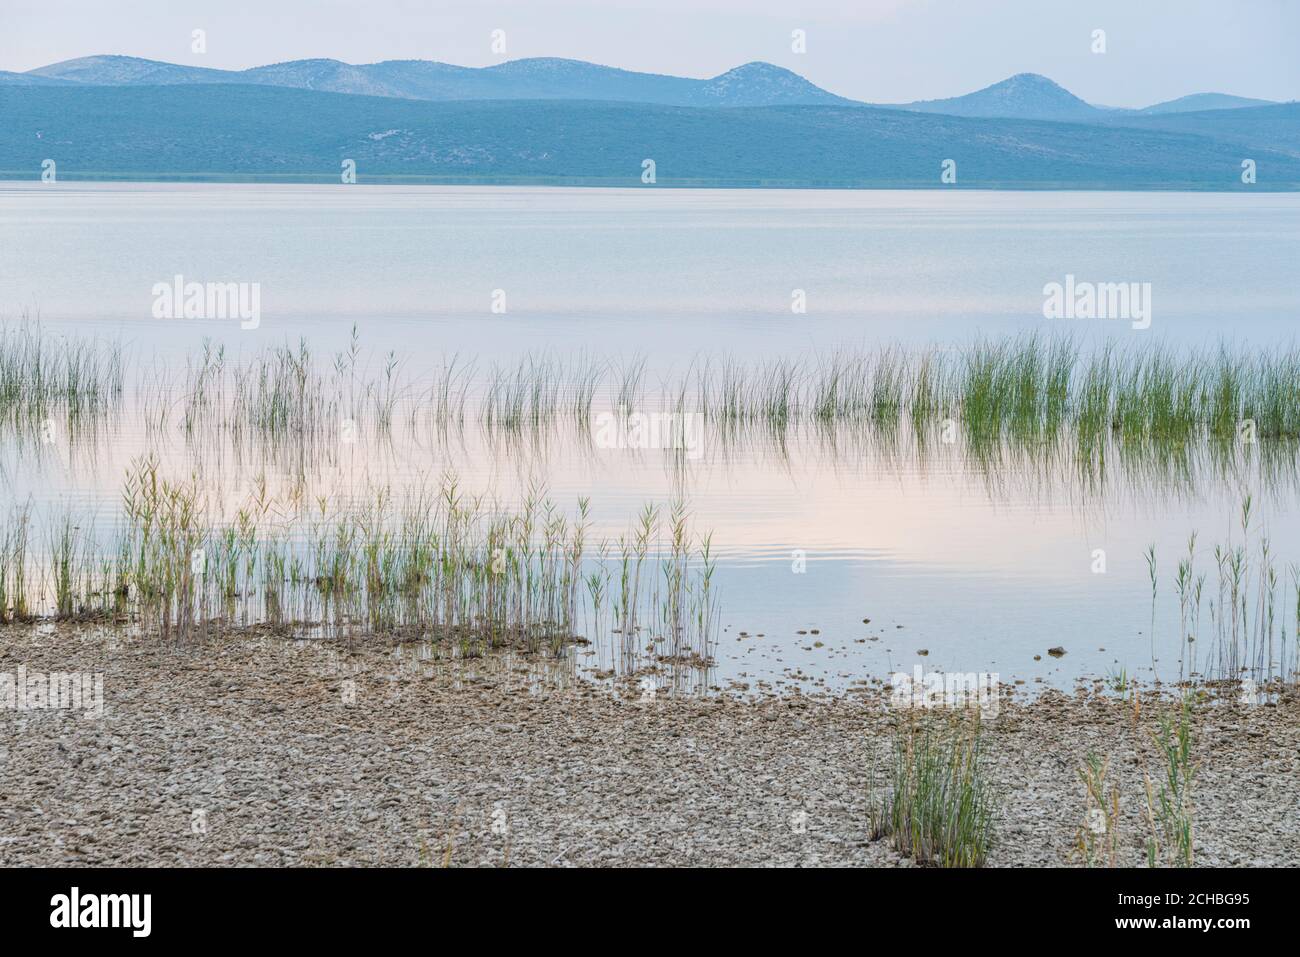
top-left (691, 62), bottom-right (854, 106)
top-left (892, 73), bottom-right (1103, 121)
top-left (1141, 92), bottom-right (1277, 114)
top-left (3, 83), bottom-right (1296, 189)
top-left (26, 53), bottom-right (239, 85)
top-left (409, 57), bottom-right (705, 103)
top-left (0, 69), bottom-right (81, 85)
top-left (18, 54), bottom-right (851, 107)
top-left (240, 58), bottom-right (437, 97)
top-left (1100, 102), bottom-right (1300, 154)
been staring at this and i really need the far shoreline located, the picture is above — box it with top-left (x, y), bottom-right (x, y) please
top-left (1, 175), bottom-right (1294, 192)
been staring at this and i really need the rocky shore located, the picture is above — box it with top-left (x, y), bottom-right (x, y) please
top-left (2, 623), bottom-right (1297, 867)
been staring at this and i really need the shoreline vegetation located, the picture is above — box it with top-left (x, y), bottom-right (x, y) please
top-left (4, 484), bottom-right (1296, 688)
top-left (8, 321), bottom-right (1300, 443)
top-left (3, 321), bottom-right (1300, 689)
top-left (8, 320), bottom-right (1300, 505)
top-left (2, 330), bottom-right (1299, 867)
top-left (3, 467), bottom-right (721, 678)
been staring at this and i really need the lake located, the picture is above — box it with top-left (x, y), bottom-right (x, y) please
top-left (3, 182), bottom-right (1300, 694)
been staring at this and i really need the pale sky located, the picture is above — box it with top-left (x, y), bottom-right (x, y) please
top-left (3, 0), bottom-right (1297, 107)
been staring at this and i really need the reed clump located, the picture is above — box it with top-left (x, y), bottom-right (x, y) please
top-left (0, 321), bottom-right (123, 430)
top-left (1074, 752), bottom-right (1121, 867)
top-left (868, 714), bottom-right (998, 867)
top-left (0, 460), bottom-right (719, 673)
top-left (1142, 696), bottom-right (1198, 868)
top-left (1139, 497), bottom-right (1298, 687)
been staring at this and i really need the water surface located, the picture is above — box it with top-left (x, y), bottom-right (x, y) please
top-left (4, 183), bottom-right (1300, 692)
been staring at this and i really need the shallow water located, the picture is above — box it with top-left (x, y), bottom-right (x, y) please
top-left (4, 182), bottom-right (1300, 692)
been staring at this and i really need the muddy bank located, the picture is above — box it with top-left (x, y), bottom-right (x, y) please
top-left (1, 624), bottom-right (1297, 867)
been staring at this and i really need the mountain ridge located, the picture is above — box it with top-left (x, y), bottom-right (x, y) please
top-left (21, 54), bottom-right (853, 108)
top-left (13, 54), bottom-right (1282, 118)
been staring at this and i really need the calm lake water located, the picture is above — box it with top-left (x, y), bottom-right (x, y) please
top-left (4, 182), bottom-right (1300, 693)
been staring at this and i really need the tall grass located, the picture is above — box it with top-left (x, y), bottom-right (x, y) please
top-left (1142, 497), bottom-right (1298, 687)
top-left (0, 503), bottom-right (33, 623)
top-left (1142, 697), bottom-right (1198, 868)
top-left (868, 715), bottom-right (998, 867)
top-left (9, 324), bottom-right (1300, 449)
top-left (0, 321), bottom-right (123, 430)
top-left (1074, 752), bottom-right (1121, 867)
top-left (9, 325), bottom-right (1300, 518)
top-left (0, 460), bottom-right (719, 677)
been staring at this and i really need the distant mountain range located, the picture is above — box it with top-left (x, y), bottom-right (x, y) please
top-left (7, 54), bottom-right (1285, 118)
top-left (17, 55), bottom-right (854, 108)
top-left (886, 74), bottom-right (1284, 122)
top-left (1, 55), bottom-right (1295, 189)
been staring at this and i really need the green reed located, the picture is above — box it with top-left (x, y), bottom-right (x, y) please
top-left (1140, 497), bottom-right (1297, 687)
top-left (869, 714), bottom-right (999, 868)
top-left (1074, 751), bottom-right (1121, 868)
top-left (1143, 696), bottom-right (1198, 868)
top-left (0, 503), bottom-right (34, 622)
top-left (11, 323), bottom-right (1300, 448)
top-left (1, 459), bottom-right (717, 672)
top-left (0, 320), bottom-right (124, 429)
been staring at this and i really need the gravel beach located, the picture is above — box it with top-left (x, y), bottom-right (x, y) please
top-left (2, 623), bottom-right (1297, 867)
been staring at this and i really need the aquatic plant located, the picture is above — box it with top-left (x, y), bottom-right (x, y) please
top-left (0, 320), bottom-right (124, 431)
top-left (11, 322), bottom-right (1300, 449)
top-left (0, 503), bottom-right (33, 622)
top-left (1, 458), bottom-right (718, 680)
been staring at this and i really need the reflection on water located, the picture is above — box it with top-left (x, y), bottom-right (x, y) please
top-left (5, 340), bottom-right (1299, 693)
top-left (3, 184), bottom-right (1300, 693)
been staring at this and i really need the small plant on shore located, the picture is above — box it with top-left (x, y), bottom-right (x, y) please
top-left (868, 714), bottom-right (998, 867)
top-left (1106, 666), bottom-right (1129, 696)
top-left (1142, 696), bottom-right (1198, 867)
top-left (1145, 543), bottom-right (1158, 672)
top-left (0, 504), bottom-right (33, 622)
top-left (1074, 752), bottom-right (1121, 867)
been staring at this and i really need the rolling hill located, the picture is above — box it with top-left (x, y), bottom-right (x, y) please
top-left (891, 73), bottom-right (1104, 122)
top-left (1140, 92), bottom-right (1277, 114)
